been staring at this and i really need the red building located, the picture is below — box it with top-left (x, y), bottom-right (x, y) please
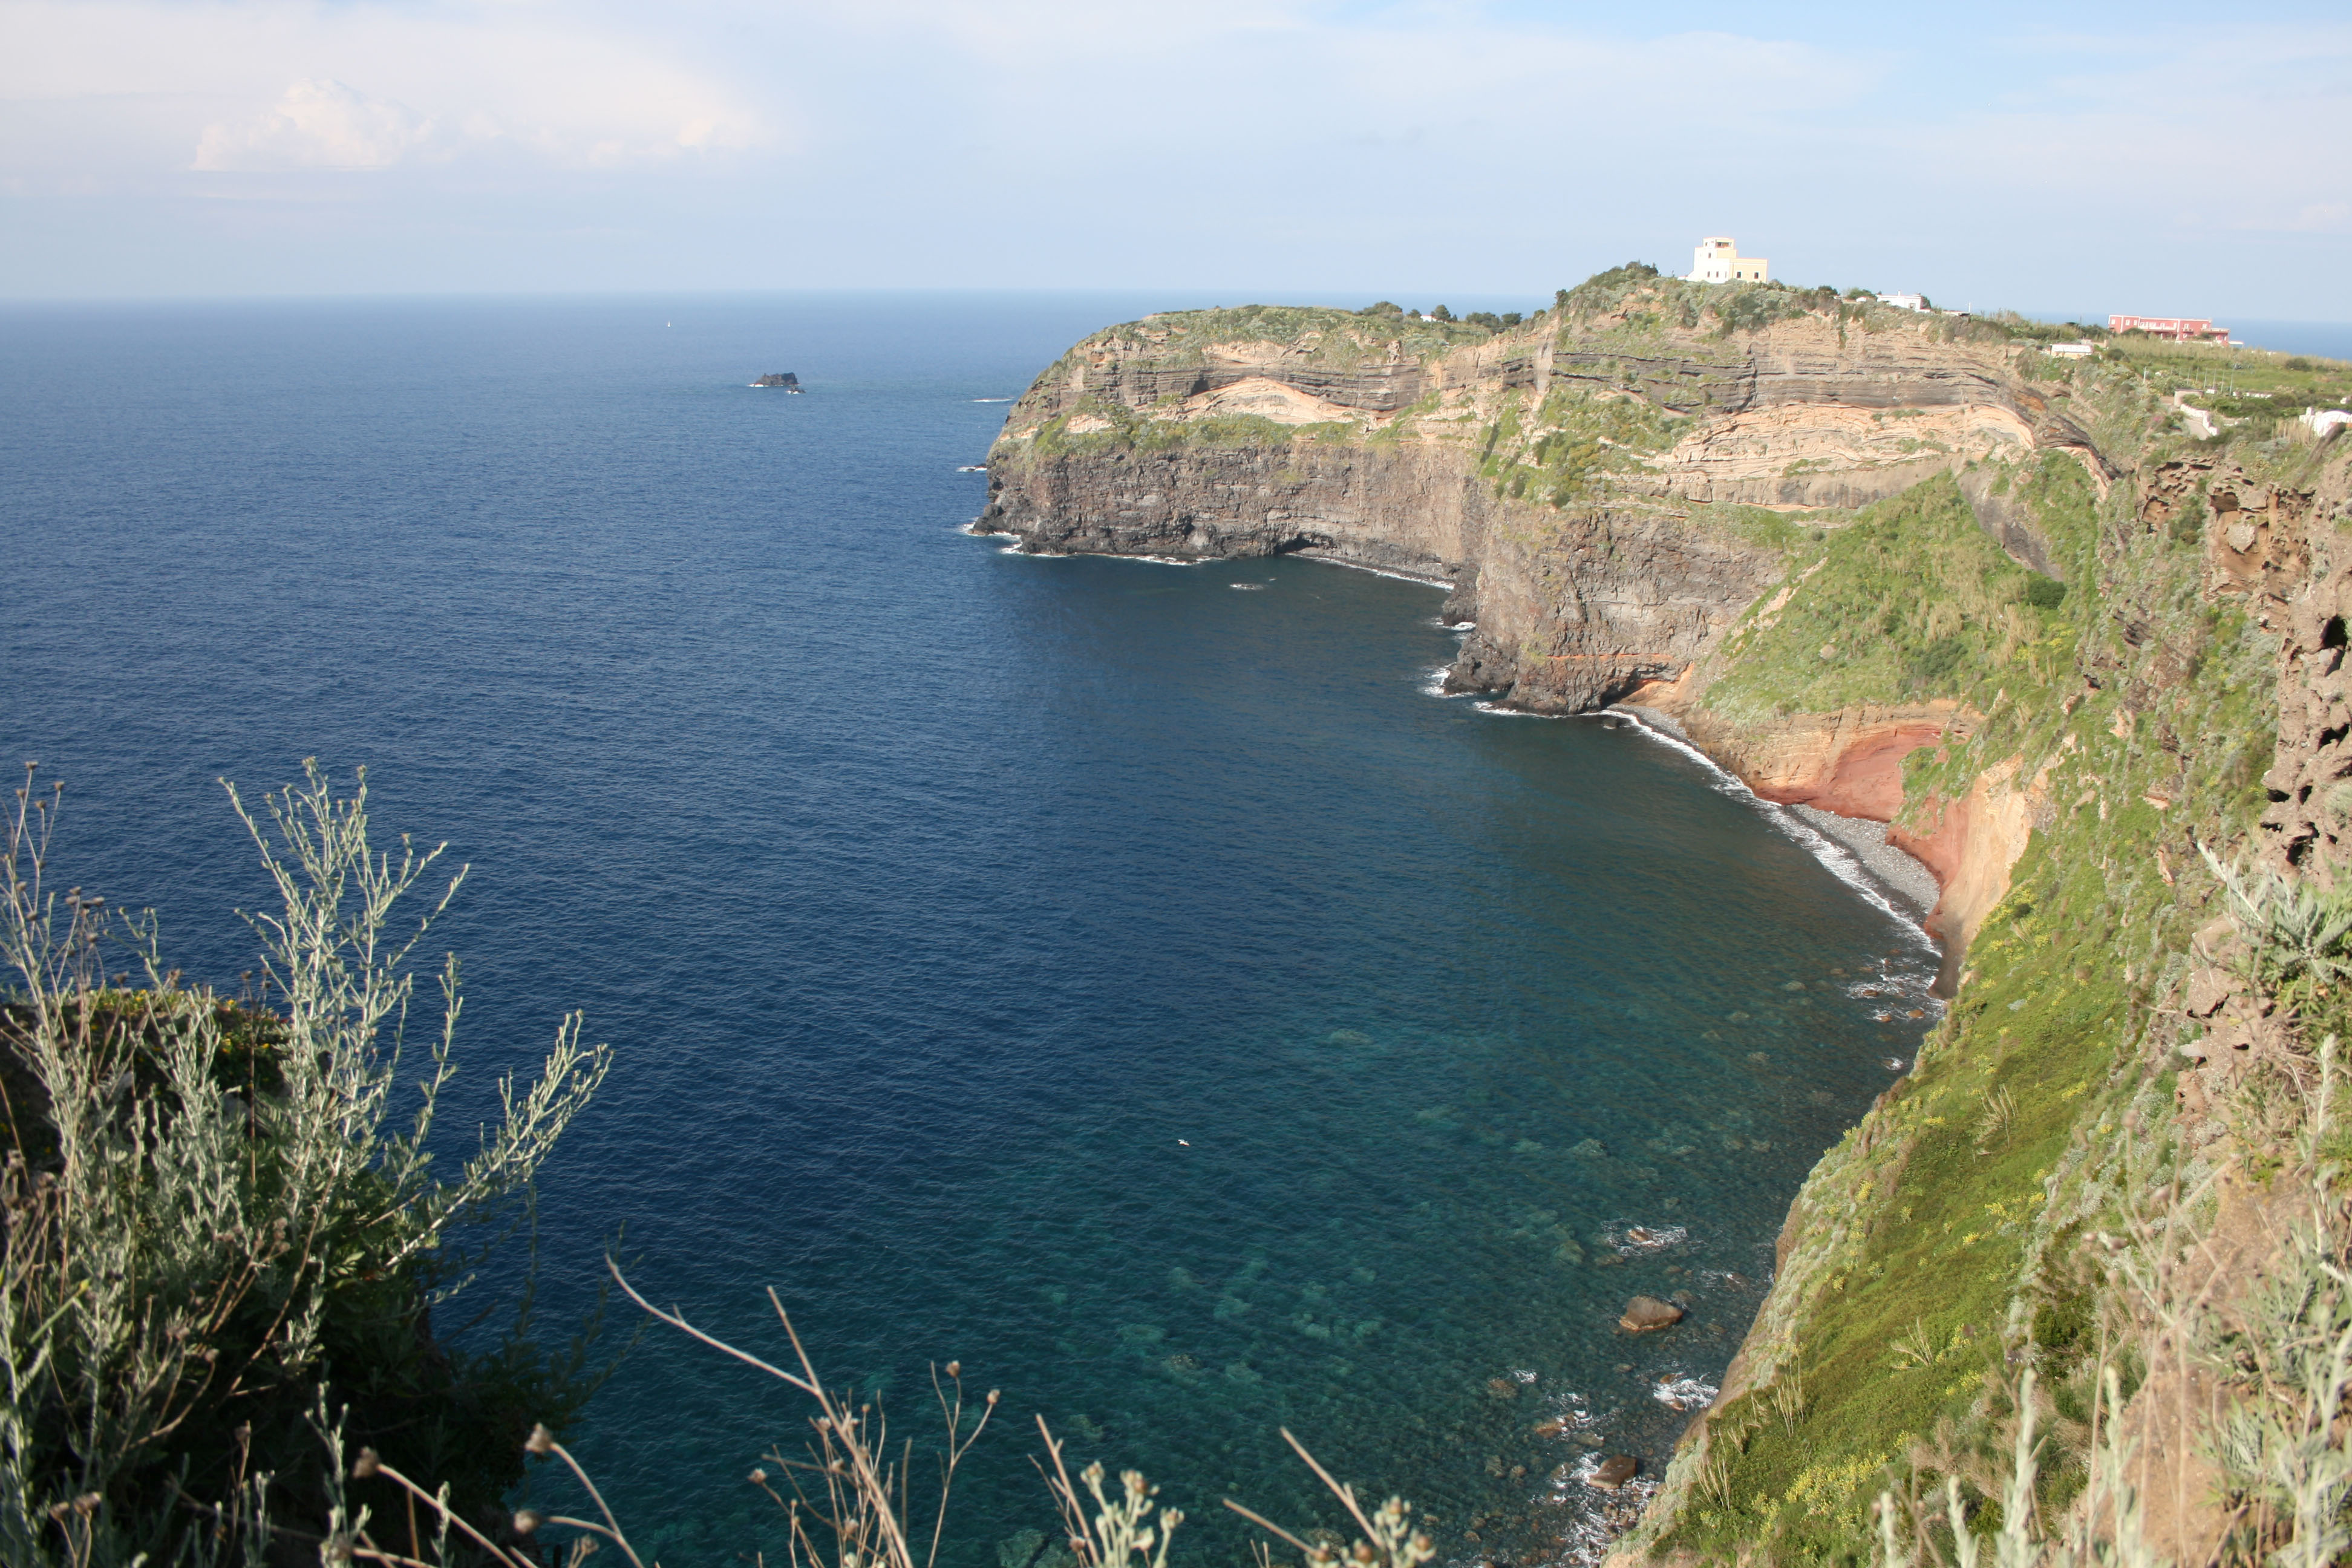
top-left (2109, 314), bottom-right (2231, 343)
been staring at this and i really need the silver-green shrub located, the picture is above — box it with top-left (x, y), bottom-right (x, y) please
top-left (0, 761), bottom-right (608, 1565)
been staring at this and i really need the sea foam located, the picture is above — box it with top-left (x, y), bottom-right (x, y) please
top-left (1651, 1374), bottom-right (1717, 1411)
top-left (1421, 667), bottom-right (1469, 699)
top-left (1296, 554), bottom-right (1455, 589)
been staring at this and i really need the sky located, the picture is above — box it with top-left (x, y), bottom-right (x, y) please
top-left (4, 1), bottom-right (2348, 318)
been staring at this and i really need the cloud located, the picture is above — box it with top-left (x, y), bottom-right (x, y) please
top-left (1, 0), bottom-right (777, 181)
top-left (194, 79), bottom-right (435, 171)
top-left (1884, 21), bottom-right (2352, 237)
top-left (1, 0), bottom-right (2345, 309)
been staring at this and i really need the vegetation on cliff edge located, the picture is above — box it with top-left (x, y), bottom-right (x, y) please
top-left (0, 762), bottom-right (612, 1565)
top-left (1624, 333), bottom-right (2346, 1566)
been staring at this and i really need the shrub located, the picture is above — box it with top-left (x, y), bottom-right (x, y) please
top-left (1561, 264), bottom-right (1664, 317)
top-left (1709, 284), bottom-right (1805, 337)
top-left (1909, 635), bottom-right (1967, 685)
top-left (2171, 491), bottom-right (2209, 546)
top-left (0, 762), bottom-right (611, 1564)
top-left (2200, 845), bottom-right (2352, 1007)
top-left (338, 1263), bottom-right (1439, 1568)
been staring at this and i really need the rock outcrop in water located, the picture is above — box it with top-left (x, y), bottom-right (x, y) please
top-left (980, 272), bottom-right (2352, 1564)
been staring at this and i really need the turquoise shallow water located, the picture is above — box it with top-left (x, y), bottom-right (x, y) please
top-left (0, 293), bottom-right (1938, 1566)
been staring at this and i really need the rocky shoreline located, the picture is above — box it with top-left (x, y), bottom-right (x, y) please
top-left (1785, 803), bottom-right (1941, 914)
top-left (1612, 703), bottom-right (1943, 923)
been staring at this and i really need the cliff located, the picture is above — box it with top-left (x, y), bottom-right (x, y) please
top-left (979, 272), bottom-right (2352, 1564)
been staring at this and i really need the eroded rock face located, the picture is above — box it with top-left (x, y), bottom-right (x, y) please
top-left (1443, 501), bottom-right (1790, 711)
top-left (2256, 452), bottom-right (2352, 875)
top-left (981, 302), bottom-right (2102, 717)
top-left (1958, 465), bottom-right (2062, 578)
top-left (980, 442), bottom-right (1475, 581)
top-left (1658, 701), bottom-right (1969, 820)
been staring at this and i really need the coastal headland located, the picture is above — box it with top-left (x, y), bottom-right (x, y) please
top-left (978, 270), bottom-right (2352, 1562)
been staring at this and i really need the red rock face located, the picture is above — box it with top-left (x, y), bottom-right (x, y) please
top-left (1886, 796), bottom-right (1968, 897)
top-left (1730, 716), bottom-right (1956, 822)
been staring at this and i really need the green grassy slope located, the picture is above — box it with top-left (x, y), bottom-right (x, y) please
top-left (1625, 341), bottom-right (2330, 1566)
top-left (1695, 473), bottom-right (2075, 725)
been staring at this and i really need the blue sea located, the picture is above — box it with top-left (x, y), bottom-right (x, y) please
top-left (0, 294), bottom-right (1938, 1566)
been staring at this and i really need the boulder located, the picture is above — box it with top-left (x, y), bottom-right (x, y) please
top-left (1587, 1455), bottom-right (1638, 1491)
top-left (1619, 1296), bottom-right (1684, 1332)
top-left (2183, 966), bottom-right (2235, 1019)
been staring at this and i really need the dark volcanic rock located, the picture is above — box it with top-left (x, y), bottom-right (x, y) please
top-left (1587, 1455), bottom-right (1639, 1491)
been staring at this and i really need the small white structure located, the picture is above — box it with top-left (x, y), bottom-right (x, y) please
top-left (2302, 410), bottom-right (2352, 439)
top-left (1874, 292), bottom-right (1929, 312)
top-left (2173, 391), bottom-right (2219, 440)
top-left (2045, 342), bottom-right (2096, 359)
top-left (1688, 237), bottom-right (1769, 284)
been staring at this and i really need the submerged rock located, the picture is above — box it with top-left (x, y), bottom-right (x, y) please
top-left (1619, 1295), bottom-right (1684, 1332)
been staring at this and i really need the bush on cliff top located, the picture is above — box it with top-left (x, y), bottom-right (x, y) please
top-left (1080, 304), bottom-right (1488, 371)
top-left (0, 763), bottom-right (612, 1565)
top-left (1558, 263), bottom-right (1661, 316)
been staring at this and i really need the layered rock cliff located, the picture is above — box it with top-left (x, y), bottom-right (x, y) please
top-left (982, 281), bottom-right (2096, 716)
top-left (979, 271), bottom-right (2352, 1564)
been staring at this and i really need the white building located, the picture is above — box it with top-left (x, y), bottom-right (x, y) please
top-left (1875, 292), bottom-right (1929, 312)
top-left (2045, 342), bottom-right (2096, 359)
top-left (1688, 237), bottom-right (1769, 284)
